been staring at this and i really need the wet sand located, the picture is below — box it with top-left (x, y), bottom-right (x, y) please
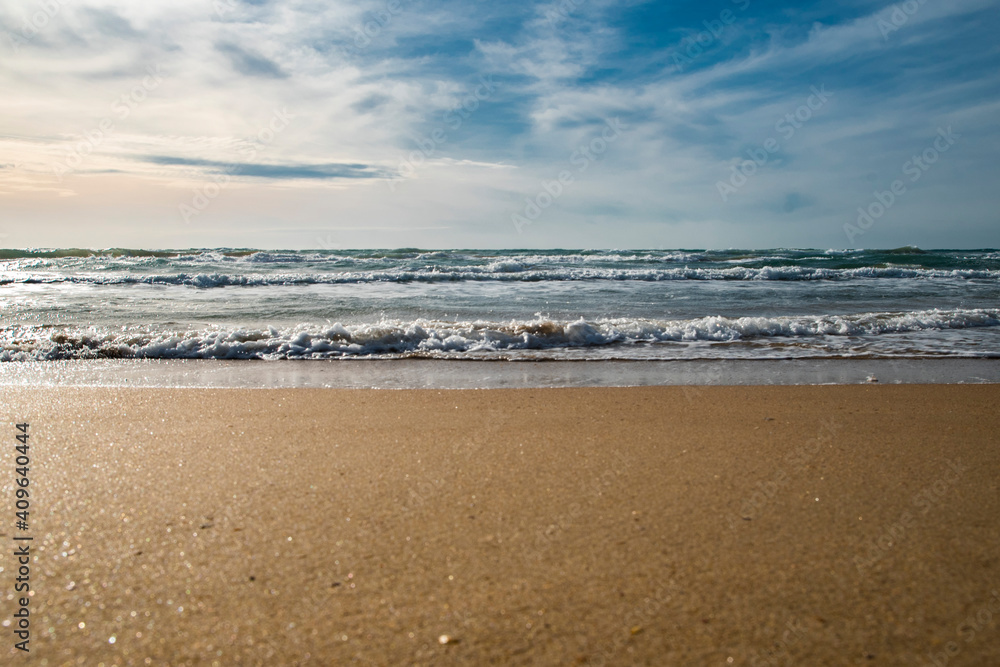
top-left (2, 385), bottom-right (999, 665)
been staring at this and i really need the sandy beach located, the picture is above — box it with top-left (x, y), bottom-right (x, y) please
top-left (2, 384), bottom-right (999, 665)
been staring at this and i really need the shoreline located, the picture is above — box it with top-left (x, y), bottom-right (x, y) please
top-left (2, 357), bottom-right (1000, 388)
top-left (2, 384), bottom-right (999, 664)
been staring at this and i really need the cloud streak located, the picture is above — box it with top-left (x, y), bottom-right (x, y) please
top-left (140, 155), bottom-right (385, 180)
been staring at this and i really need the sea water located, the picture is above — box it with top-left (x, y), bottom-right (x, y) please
top-left (1, 247), bottom-right (998, 363)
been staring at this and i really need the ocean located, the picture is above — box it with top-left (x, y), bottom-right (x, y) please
top-left (1, 247), bottom-right (998, 367)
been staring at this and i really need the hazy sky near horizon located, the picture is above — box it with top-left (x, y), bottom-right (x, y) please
top-left (0, 0), bottom-right (998, 249)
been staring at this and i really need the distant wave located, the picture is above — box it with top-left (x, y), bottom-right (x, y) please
top-left (3, 309), bottom-right (998, 361)
top-left (0, 248), bottom-right (257, 260)
top-left (1, 247), bottom-right (995, 262)
top-left (3, 248), bottom-right (998, 285)
top-left (2, 265), bottom-right (998, 286)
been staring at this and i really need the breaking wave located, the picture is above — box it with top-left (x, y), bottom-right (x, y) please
top-left (2, 266), bottom-right (999, 286)
top-left (3, 309), bottom-right (998, 361)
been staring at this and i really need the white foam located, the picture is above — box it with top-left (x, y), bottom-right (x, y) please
top-left (3, 265), bottom-right (999, 287)
top-left (3, 308), bottom-right (998, 361)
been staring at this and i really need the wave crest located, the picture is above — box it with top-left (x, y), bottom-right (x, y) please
top-left (3, 309), bottom-right (997, 361)
top-left (3, 265), bottom-right (999, 287)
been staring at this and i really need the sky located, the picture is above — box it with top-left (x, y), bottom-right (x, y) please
top-left (0, 0), bottom-right (998, 250)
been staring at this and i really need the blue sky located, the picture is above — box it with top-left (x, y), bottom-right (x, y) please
top-left (0, 0), bottom-right (997, 249)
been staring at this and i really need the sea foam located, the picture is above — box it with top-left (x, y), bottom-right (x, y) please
top-left (2, 309), bottom-right (997, 361)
